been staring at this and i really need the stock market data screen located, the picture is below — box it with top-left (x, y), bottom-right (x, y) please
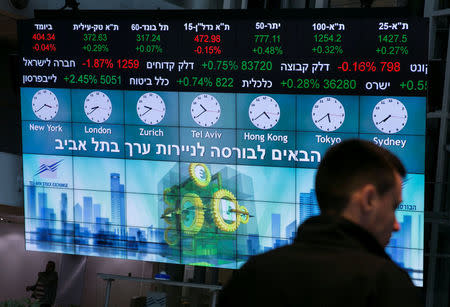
top-left (19, 10), bottom-right (427, 285)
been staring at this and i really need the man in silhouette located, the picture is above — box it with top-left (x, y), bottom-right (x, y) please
top-left (26, 261), bottom-right (58, 307)
top-left (219, 139), bottom-right (422, 307)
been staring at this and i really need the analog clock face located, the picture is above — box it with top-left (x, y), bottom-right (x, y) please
top-left (32, 89), bottom-right (59, 121)
top-left (191, 94), bottom-right (221, 127)
top-left (311, 97), bottom-right (345, 132)
top-left (248, 95), bottom-right (280, 130)
top-left (372, 98), bottom-right (408, 134)
top-left (84, 91), bottom-right (112, 123)
top-left (137, 92), bottom-right (166, 125)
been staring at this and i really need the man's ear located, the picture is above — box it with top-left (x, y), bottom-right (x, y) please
top-left (359, 184), bottom-right (377, 213)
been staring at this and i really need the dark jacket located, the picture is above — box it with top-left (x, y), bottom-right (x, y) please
top-left (31, 271), bottom-right (58, 305)
top-left (219, 215), bottom-right (423, 307)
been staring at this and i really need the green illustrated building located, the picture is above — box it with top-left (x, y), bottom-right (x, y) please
top-left (160, 163), bottom-right (254, 267)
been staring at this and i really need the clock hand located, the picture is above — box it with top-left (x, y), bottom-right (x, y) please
top-left (87, 106), bottom-right (100, 115)
top-left (327, 113), bottom-right (331, 123)
top-left (140, 105), bottom-right (153, 116)
top-left (263, 111), bottom-right (270, 119)
top-left (141, 109), bottom-right (151, 116)
top-left (380, 114), bottom-right (391, 123)
top-left (35, 105), bottom-right (46, 112)
top-left (317, 113), bottom-right (329, 122)
top-left (44, 104), bottom-right (52, 108)
top-left (200, 104), bottom-right (207, 112)
top-left (194, 109), bottom-right (207, 118)
top-left (254, 112), bottom-right (265, 120)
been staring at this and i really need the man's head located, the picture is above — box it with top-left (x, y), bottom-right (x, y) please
top-left (46, 261), bottom-right (55, 272)
top-left (315, 139), bottom-right (406, 246)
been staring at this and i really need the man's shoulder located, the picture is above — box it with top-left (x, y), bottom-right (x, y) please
top-left (371, 259), bottom-right (422, 306)
top-left (376, 260), bottom-right (416, 286)
top-left (219, 242), bottom-right (422, 307)
top-left (242, 244), bottom-right (299, 268)
top-left (241, 241), bottom-right (415, 286)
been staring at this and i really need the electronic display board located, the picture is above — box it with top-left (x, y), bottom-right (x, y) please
top-left (19, 10), bottom-right (426, 286)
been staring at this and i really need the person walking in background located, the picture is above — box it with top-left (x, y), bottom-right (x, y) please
top-left (219, 139), bottom-right (423, 307)
top-left (26, 261), bottom-right (58, 307)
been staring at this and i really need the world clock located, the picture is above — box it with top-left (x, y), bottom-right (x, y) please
top-left (372, 98), bottom-right (408, 134)
top-left (84, 91), bottom-right (112, 123)
top-left (248, 95), bottom-right (280, 130)
top-left (191, 94), bottom-right (221, 127)
top-left (137, 92), bottom-right (166, 125)
top-left (311, 97), bottom-right (345, 132)
top-left (32, 89), bottom-right (59, 121)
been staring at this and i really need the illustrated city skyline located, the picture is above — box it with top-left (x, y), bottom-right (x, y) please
top-left (25, 173), bottom-right (423, 282)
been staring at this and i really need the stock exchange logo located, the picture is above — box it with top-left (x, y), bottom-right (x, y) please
top-left (35, 159), bottom-right (63, 179)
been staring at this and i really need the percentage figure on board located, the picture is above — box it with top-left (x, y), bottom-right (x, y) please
top-left (201, 60), bottom-right (239, 71)
top-left (82, 58), bottom-right (114, 69)
top-left (194, 45), bottom-right (222, 55)
top-left (135, 44), bottom-right (163, 53)
top-left (376, 45), bottom-right (409, 55)
top-left (177, 76), bottom-right (213, 87)
top-left (63, 74), bottom-right (98, 84)
top-left (82, 44), bottom-right (110, 52)
top-left (252, 46), bottom-right (283, 55)
top-left (311, 45), bottom-right (343, 54)
top-left (280, 78), bottom-right (320, 89)
top-left (32, 43), bottom-right (56, 52)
